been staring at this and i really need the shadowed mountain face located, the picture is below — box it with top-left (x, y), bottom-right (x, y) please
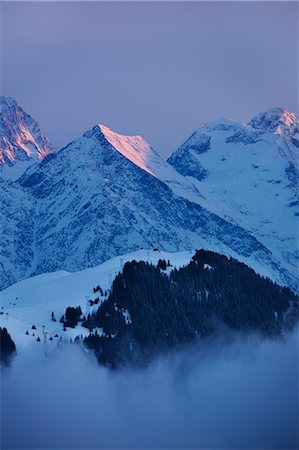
top-left (0, 177), bottom-right (35, 289)
top-left (0, 99), bottom-right (298, 293)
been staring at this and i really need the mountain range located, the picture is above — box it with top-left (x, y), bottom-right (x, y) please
top-left (0, 96), bottom-right (298, 293)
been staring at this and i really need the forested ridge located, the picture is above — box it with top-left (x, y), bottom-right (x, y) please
top-left (79, 250), bottom-right (299, 367)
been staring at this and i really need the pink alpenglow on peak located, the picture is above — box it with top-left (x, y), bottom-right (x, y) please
top-left (98, 123), bottom-right (203, 202)
top-left (99, 124), bottom-right (157, 176)
top-left (0, 96), bottom-right (54, 172)
top-left (249, 107), bottom-right (299, 138)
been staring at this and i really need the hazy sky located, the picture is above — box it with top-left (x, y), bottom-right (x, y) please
top-left (1, 1), bottom-right (298, 157)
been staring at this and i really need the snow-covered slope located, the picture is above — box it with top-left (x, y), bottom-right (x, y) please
top-left (168, 109), bottom-right (299, 286)
top-left (0, 96), bottom-right (54, 180)
top-left (0, 250), bottom-right (193, 356)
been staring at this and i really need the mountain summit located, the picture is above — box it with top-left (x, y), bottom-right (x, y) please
top-left (0, 96), bottom-right (54, 179)
top-left (249, 107), bottom-right (299, 138)
top-left (167, 111), bottom-right (299, 290)
top-left (98, 124), bottom-right (156, 176)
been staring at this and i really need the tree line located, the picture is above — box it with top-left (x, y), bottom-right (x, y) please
top-left (82, 250), bottom-right (299, 368)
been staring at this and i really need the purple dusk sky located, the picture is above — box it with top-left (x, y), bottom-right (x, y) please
top-left (0, 1), bottom-right (298, 157)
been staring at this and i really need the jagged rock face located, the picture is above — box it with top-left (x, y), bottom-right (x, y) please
top-left (0, 177), bottom-right (35, 288)
top-left (0, 96), bottom-right (54, 171)
top-left (167, 112), bottom-right (299, 288)
top-left (167, 131), bottom-right (210, 180)
top-left (249, 107), bottom-right (299, 138)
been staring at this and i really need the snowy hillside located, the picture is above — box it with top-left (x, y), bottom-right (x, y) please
top-left (0, 250), bottom-right (193, 356)
top-left (0, 96), bottom-right (54, 180)
top-left (168, 109), bottom-right (299, 288)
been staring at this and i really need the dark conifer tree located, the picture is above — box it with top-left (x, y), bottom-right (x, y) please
top-left (0, 327), bottom-right (16, 364)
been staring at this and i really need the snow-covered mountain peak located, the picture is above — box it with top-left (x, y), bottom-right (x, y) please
top-left (97, 124), bottom-right (156, 176)
top-left (167, 111), bottom-right (299, 291)
top-left (97, 124), bottom-right (203, 201)
top-left (0, 96), bottom-right (54, 179)
top-left (249, 107), bottom-right (299, 137)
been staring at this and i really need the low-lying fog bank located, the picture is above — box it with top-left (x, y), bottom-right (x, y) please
top-left (1, 329), bottom-right (298, 449)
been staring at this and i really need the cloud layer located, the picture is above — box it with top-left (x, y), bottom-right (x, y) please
top-left (1, 329), bottom-right (298, 449)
